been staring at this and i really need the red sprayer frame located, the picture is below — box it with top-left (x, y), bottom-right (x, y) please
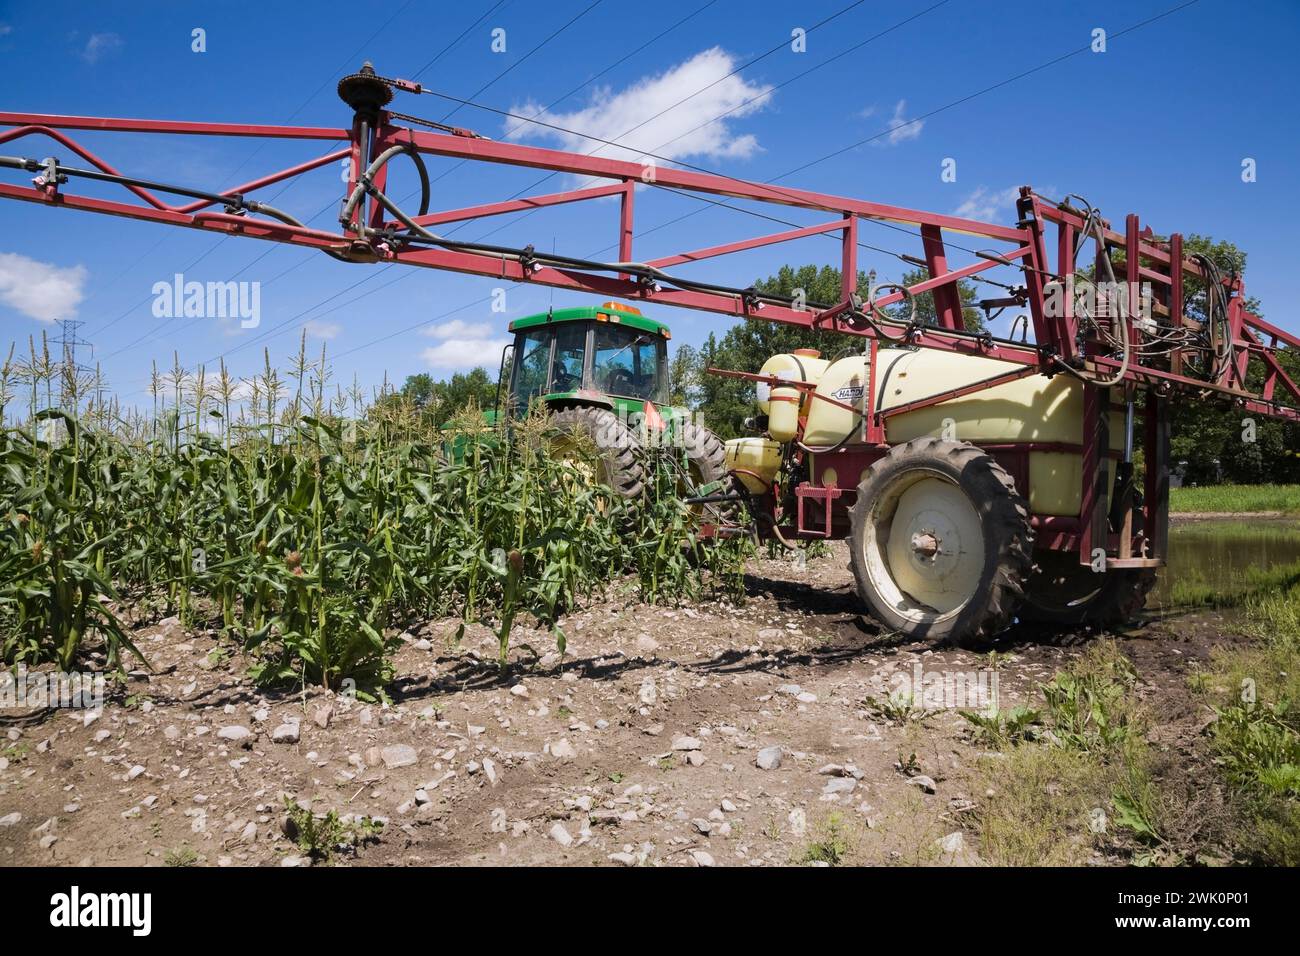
top-left (2, 68), bottom-right (1297, 569)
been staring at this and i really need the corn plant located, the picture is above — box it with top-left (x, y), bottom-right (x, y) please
top-left (0, 343), bottom-right (746, 691)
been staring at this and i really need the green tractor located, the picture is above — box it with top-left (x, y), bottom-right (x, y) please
top-left (494, 300), bottom-right (732, 518)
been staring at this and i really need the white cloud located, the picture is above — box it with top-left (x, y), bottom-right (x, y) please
top-left (883, 99), bottom-right (923, 145)
top-left (420, 316), bottom-right (507, 370)
top-left (0, 252), bottom-right (87, 323)
top-left (506, 47), bottom-right (774, 165)
top-left (81, 32), bottom-right (122, 64)
top-left (953, 186), bottom-right (1022, 221)
top-left (421, 317), bottom-right (499, 340)
top-left (421, 338), bottom-right (510, 370)
top-left (304, 320), bottom-right (341, 340)
top-left (0, 24), bottom-right (13, 37)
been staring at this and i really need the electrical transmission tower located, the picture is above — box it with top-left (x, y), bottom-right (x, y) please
top-left (54, 317), bottom-right (93, 410)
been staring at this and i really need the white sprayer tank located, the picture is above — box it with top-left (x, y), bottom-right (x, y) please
top-left (799, 348), bottom-right (1122, 515)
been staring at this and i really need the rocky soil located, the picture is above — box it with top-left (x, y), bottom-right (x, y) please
top-left (0, 544), bottom-right (1240, 867)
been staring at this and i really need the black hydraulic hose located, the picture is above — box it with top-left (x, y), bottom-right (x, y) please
top-left (2, 154), bottom-right (279, 211)
top-left (1189, 251), bottom-right (1235, 383)
top-left (340, 142), bottom-right (431, 228)
top-left (1, 153), bottom-right (358, 261)
top-left (796, 425), bottom-right (860, 455)
top-left (384, 225), bottom-right (765, 300)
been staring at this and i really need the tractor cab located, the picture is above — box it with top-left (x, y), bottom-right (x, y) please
top-left (503, 302), bottom-right (670, 416)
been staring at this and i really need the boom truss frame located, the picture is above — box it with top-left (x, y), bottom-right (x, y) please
top-left (2, 71), bottom-right (1298, 568)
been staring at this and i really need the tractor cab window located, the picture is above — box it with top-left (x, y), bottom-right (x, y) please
top-left (593, 324), bottom-right (663, 401)
top-left (551, 323), bottom-right (587, 392)
top-left (511, 327), bottom-right (553, 408)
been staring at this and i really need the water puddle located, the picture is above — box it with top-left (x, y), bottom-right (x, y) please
top-left (1153, 517), bottom-right (1300, 609)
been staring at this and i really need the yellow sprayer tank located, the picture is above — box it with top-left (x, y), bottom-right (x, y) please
top-left (757, 348), bottom-right (829, 441)
top-left (723, 436), bottom-right (783, 493)
top-left (801, 349), bottom-right (1123, 515)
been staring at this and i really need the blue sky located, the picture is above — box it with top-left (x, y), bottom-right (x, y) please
top-left (1, 0), bottom-right (1297, 411)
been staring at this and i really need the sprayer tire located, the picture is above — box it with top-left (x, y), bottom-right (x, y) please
top-left (1019, 552), bottom-right (1158, 628)
top-left (550, 406), bottom-right (645, 501)
top-left (848, 437), bottom-right (1033, 647)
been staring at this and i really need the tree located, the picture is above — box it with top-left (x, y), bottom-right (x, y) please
top-left (379, 366), bottom-right (500, 427)
top-left (667, 342), bottom-right (699, 407)
top-left (898, 267), bottom-right (983, 331)
top-left (437, 367), bottom-right (499, 425)
top-left (1164, 235), bottom-right (1300, 485)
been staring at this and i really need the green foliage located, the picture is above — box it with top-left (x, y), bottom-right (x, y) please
top-left (799, 812), bottom-right (851, 865)
top-left (379, 366), bottom-right (500, 427)
top-left (1197, 580), bottom-right (1300, 864)
top-left (867, 691), bottom-right (923, 725)
top-left (1165, 236), bottom-right (1300, 486)
top-left (281, 798), bottom-right (383, 862)
top-left (0, 410), bottom-right (141, 670)
top-left (1212, 700), bottom-right (1300, 796)
top-left (1168, 484), bottom-right (1300, 515)
top-left (0, 341), bottom-right (747, 692)
top-left (898, 267), bottom-right (983, 331)
top-left (960, 704), bottom-right (1041, 748)
top-left (1040, 645), bottom-right (1138, 752)
top-left (974, 647), bottom-right (1171, 863)
top-left (1111, 758), bottom-right (1164, 848)
top-left (163, 846), bottom-right (199, 867)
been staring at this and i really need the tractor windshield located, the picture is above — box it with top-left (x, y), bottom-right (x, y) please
top-left (593, 324), bottom-right (664, 402)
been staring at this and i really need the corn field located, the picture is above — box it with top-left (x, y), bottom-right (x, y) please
top-left (0, 334), bottom-right (750, 695)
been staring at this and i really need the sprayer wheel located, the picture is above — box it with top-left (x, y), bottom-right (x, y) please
top-left (848, 437), bottom-right (1033, 647)
top-left (1019, 551), bottom-right (1158, 628)
top-left (550, 405), bottom-right (645, 502)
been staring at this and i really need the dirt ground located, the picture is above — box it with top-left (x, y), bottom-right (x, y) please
top-left (0, 544), bottom-right (1246, 867)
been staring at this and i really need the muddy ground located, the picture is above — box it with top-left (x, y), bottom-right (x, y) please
top-left (0, 543), bottom-right (1246, 867)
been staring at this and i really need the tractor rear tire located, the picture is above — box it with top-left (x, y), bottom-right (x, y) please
top-left (1018, 551), bottom-right (1158, 629)
top-left (677, 420), bottom-right (740, 526)
top-left (848, 437), bottom-right (1033, 647)
top-left (550, 406), bottom-right (645, 501)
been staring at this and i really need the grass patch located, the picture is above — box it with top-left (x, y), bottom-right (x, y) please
top-left (1169, 483), bottom-right (1300, 515)
top-left (972, 642), bottom-right (1177, 865)
top-left (163, 846), bottom-right (199, 867)
top-left (974, 593), bottom-right (1300, 866)
top-left (1191, 576), bottom-right (1300, 865)
top-left (974, 744), bottom-right (1119, 866)
top-left (281, 799), bottom-right (384, 863)
top-left (798, 812), bottom-right (852, 865)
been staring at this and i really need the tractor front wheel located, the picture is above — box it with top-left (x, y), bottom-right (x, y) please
top-left (550, 406), bottom-right (645, 501)
top-left (848, 437), bottom-right (1033, 647)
